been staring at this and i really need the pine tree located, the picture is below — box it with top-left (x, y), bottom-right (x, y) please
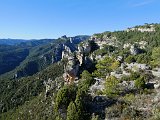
top-left (67, 101), bottom-right (79, 120)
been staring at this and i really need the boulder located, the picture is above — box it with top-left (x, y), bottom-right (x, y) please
top-left (139, 41), bottom-right (148, 49)
top-left (130, 45), bottom-right (139, 55)
top-left (117, 56), bottom-right (123, 62)
top-left (123, 43), bottom-right (131, 49)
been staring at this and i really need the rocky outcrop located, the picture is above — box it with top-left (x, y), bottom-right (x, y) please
top-left (117, 56), bottom-right (123, 62)
top-left (130, 45), bottom-right (139, 55)
top-left (126, 63), bottom-right (150, 72)
top-left (62, 40), bottom-right (96, 84)
top-left (110, 70), bottom-right (130, 79)
top-left (90, 35), bottom-right (117, 49)
top-left (138, 41), bottom-right (148, 49)
top-left (89, 78), bottom-right (105, 95)
top-left (62, 45), bottom-right (72, 59)
top-left (63, 56), bottom-right (80, 84)
top-left (44, 77), bottom-right (63, 98)
top-left (44, 78), bottom-right (55, 98)
top-left (124, 41), bottom-right (147, 50)
top-left (54, 44), bottom-right (64, 62)
top-left (152, 68), bottom-right (160, 77)
top-left (126, 25), bottom-right (155, 32)
top-left (77, 42), bottom-right (91, 54)
top-left (119, 80), bottom-right (135, 89)
top-left (123, 43), bottom-right (131, 49)
top-left (76, 52), bottom-right (83, 65)
top-left (59, 35), bottom-right (90, 60)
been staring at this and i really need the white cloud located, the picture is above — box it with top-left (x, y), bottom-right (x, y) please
top-left (131, 0), bottom-right (154, 7)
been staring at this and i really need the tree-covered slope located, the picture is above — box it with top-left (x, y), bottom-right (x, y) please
top-left (0, 24), bottom-right (160, 120)
top-left (0, 35), bottom-right (89, 79)
top-left (0, 45), bottom-right (29, 75)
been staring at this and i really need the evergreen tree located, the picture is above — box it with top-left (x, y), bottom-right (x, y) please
top-left (151, 47), bottom-right (160, 66)
top-left (67, 101), bottom-right (79, 120)
top-left (93, 56), bottom-right (120, 78)
top-left (104, 76), bottom-right (120, 97)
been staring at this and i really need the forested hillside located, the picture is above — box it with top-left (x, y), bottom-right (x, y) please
top-left (0, 24), bottom-right (160, 120)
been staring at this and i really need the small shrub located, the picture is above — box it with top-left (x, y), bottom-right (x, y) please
top-left (104, 76), bottom-right (120, 97)
top-left (134, 77), bottom-right (145, 89)
top-left (125, 55), bottom-right (136, 64)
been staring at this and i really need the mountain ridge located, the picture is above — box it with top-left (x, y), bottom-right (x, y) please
top-left (0, 24), bottom-right (160, 120)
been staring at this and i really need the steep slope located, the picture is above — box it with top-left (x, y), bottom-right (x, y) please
top-left (0, 61), bottom-right (65, 117)
top-left (0, 38), bottom-right (58, 75)
top-left (0, 45), bottom-right (29, 75)
top-left (0, 35), bottom-right (89, 79)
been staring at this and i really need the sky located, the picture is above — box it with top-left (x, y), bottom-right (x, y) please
top-left (0, 0), bottom-right (159, 39)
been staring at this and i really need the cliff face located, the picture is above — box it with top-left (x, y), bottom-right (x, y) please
top-left (55, 36), bottom-right (89, 62)
top-left (62, 39), bottom-right (97, 84)
top-left (90, 34), bottom-right (118, 49)
top-left (62, 34), bottom-right (118, 83)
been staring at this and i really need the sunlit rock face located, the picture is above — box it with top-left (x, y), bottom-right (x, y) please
top-left (76, 52), bottom-right (83, 65)
top-left (62, 45), bottom-right (72, 59)
top-left (126, 25), bottom-right (155, 32)
top-left (77, 42), bottom-right (91, 54)
top-left (138, 41), bottom-right (148, 49)
top-left (63, 56), bottom-right (80, 84)
top-left (90, 35), bottom-right (117, 49)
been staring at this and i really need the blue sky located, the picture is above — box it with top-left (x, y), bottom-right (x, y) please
top-left (0, 0), bottom-right (159, 39)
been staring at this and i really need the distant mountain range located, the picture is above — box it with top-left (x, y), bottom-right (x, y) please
top-left (0, 38), bottom-right (56, 46)
top-left (0, 39), bottom-right (27, 45)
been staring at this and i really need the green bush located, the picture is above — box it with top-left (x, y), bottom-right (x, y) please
top-left (130, 72), bottom-right (140, 81)
top-left (120, 76), bottom-right (130, 82)
top-left (55, 85), bottom-right (77, 112)
top-left (151, 47), bottom-right (160, 67)
top-left (104, 76), bottom-right (120, 97)
top-left (125, 55), bottom-right (136, 64)
top-left (136, 54), bottom-right (150, 64)
top-left (134, 77), bottom-right (145, 89)
top-left (93, 56), bottom-right (120, 78)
